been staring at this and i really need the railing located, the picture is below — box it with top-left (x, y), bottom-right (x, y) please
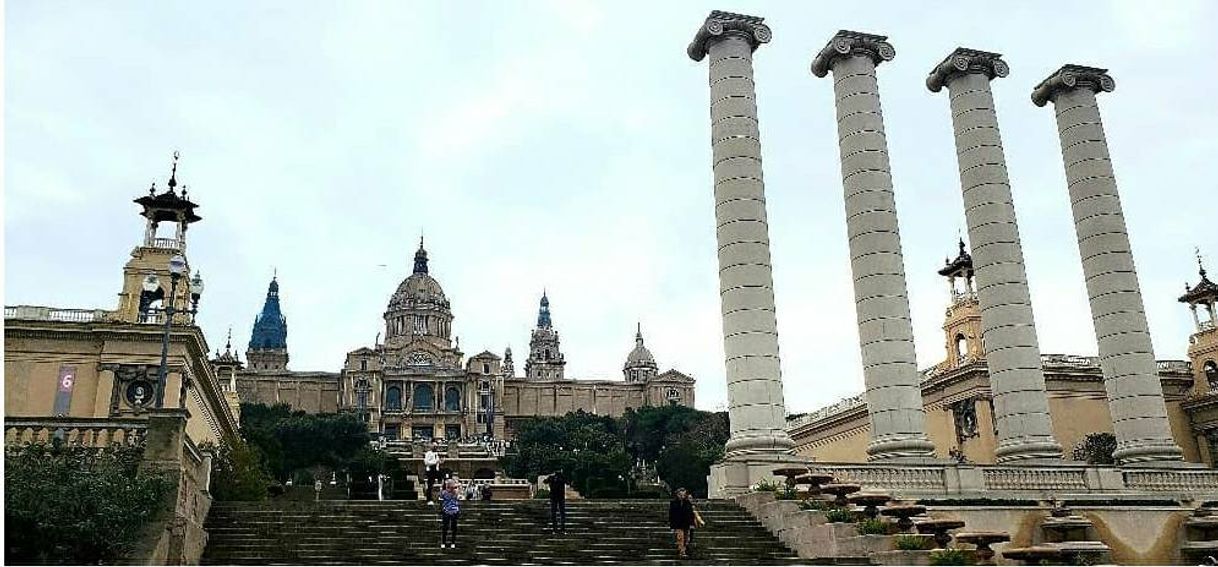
top-left (1201, 320), bottom-right (1216, 332)
top-left (810, 464), bottom-right (948, 492)
top-left (4, 417), bottom-right (148, 447)
top-left (1157, 360), bottom-right (1193, 373)
top-left (145, 237), bottom-right (182, 251)
top-left (5, 305), bottom-right (108, 323)
top-left (983, 467), bottom-right (1087, 491)
top-left (1124, 469), bottom-right (1218, 492)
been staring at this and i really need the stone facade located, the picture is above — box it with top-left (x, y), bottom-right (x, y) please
top-left (223, 240), bottom-right (695, 441)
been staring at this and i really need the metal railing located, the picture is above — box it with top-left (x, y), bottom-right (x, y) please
top-left (5, 416), bottom-right (148, 447)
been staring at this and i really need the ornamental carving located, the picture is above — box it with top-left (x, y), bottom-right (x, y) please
top-left (1031, 64), bottom-right (1115, 107)
top-left (406, 351), bottom-right (433, 367)
top-left (687, 10), bottom-right (771, 62)
top-left (926, 47), bottom-right (1009, 92)
top-left (811, 30), bottom-right (895, 78)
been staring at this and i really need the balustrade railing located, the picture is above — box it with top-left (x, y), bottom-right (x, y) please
top-left (1124, 469), bottom-right (1218, 492)
top-left (810, 464), bottom-right (947, 491)
top-left (4, 417), bottom-right (147, 447)
top-left (5, 305), bottom-right (107, 323)
top-left (145, 237), bottom-right (182, 251)
top-left (983, 467), bottom-right (1087, 491)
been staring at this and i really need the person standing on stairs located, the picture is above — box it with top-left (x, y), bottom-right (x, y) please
top-left (669, 488), bottom-right (695, 559)
top-left (424, 444), bottom-right (441, 505)
top-left (439, 479), bottom-right (460, 549)
top-left (545, 470), bottom-right (568, 533)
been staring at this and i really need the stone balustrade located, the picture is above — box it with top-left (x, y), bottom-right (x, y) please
top-left (145, 237), bottom-right (182, 251)
top-left (5, 305), bottom-right (109, 323)
top-left (801, 462), bottom-right (1218, 498)
top-left (4, 416), bottom-right (148, 446)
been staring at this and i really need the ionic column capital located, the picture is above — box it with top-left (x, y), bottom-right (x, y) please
top-left (1031, 64), bottom-right (1115, 107)
top-left (687, 10), bottom-right (771, 62)
top-left (926, 48), bottom-right (1009, 92)
top-left (810, 30), bottom-right (895, 78)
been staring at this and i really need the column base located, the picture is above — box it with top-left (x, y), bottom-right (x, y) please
top-left (995, 438), bottom-right (1063, 464)
top-left (723, 430), bottom-right (797, 461)
top-left (708, 452), bottom-right (807, 499)
top-left (866, 434), bottom-right (936, 461)
top-left (1115, 440), bottom-right (1188, 467)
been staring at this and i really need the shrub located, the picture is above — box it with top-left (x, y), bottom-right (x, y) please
top-left (208, 440), bottom-right (271, 502)
top-left (929, 548), bottom-right (973, 566)
top-left (1071, 432), bottom-right (1117, 465)
top-left (534, 488), bottom-right (551, 500)
top-left (824, 508), bottom-right (854, 523)
top-left (5, 441), bottom-right (175, 565)
top-left (856, 518), bottom-right (888, 535)
top-left (752, 478), bottom-right (782, 493)
top-left (894, 534), bottom-right (931, 551)
top-left (800, 499), bottom-right (834, 511)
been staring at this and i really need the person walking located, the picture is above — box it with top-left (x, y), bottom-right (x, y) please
top-left (669, 488), bottom-right (695, 559)
top-left (685, 492), bottom-right (705, 552)
top-left (423, 444), bottom-right (441, 505)
top-left (544, 470), bottom-right (568, 533)
top-left (439, 480), bottom-right (460, 549)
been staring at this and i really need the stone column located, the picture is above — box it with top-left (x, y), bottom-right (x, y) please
top-left (811, 31), bottom-right (935, 460)
top-left (926, 49), bottom-right (1062, 462)
top-left (687, 11), bottom-right (795, 460)
top-left (1032, 65), bottom-right (1184, 464)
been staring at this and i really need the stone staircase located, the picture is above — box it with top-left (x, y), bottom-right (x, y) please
top-left (202, 499), bottom-right (804, 565)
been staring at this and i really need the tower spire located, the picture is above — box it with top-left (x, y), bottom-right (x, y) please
top-left (413, 237), bottom-right (429, 274)
top-left (167, 151), bottom-right (180, 191)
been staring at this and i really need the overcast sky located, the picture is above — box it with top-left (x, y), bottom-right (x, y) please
top-left (6, 1), bottom-right (1215, 414)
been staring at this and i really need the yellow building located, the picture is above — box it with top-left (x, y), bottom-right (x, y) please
top-left (4, 156), bottom-right (240, 563)
top-left (788, 241), bottom-right (1209, 465)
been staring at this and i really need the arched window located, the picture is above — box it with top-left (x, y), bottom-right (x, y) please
top-left (386, 385), bottom-right (402, 410)
top-left (955, 334), bottom-right (968, 358)
top-left (445, 386), bottom-right (461, 412)
top-left (1206, 360), bottom-right (1218, 389)
top-left (413, 383), bottom-right (434, 410)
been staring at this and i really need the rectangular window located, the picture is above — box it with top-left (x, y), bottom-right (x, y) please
top-left (412, 425), bottom-right (434, 441)
top-left (384, 424), bottom-right (399, 440)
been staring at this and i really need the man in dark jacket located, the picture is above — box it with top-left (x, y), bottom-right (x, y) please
top-left (668, 488), bottom-right (695, 558)
top-left (545, 471), bottom-right (567, 532)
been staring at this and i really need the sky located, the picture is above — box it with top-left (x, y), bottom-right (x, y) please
top-left (5, 1), bottom-right (1216, 414)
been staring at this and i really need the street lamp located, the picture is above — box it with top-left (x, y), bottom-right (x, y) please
top-left (154, 254), bottom-right (202, 407)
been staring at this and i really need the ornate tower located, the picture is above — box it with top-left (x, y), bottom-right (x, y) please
top-left (383, 238), bottom-right (454, 353)
top-left (115, 152), bottom-right (202, 324)
top-left (938, 239), bottom-right (984, 368)
top-left (210, 328), bottom-right (244, 423)
top-left (247, 275), bottom-right (289, 372)
top-left (525, 292), bottom-right (565, 380)
top-left (623, 323), bottom-right (659, 383)
top-left (503, 346), bottom-right (516, 379)
top-left (1181, 254), bottom-right (1218, 393)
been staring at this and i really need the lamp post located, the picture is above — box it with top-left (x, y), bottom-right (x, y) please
top-left (154, 254), bottom-right (203, 407)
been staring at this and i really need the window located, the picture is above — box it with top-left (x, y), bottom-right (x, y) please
top-left (413, 383), bottom-right (434, 410)
top-left (445, 424), bottom-right (461, 440)
top-left (1207, 360), bottom-right (1218, 389)
top-left (480, 381), bottom-right (490, 391)
top-left (384, 424), bottom-right (399, 440)
top-left (356, 379), bottom-right (369, 410)
top-left (483, 363), bottom-right (491, 374)
top-left (955, 334), bottom-right (968, 359)
top-left (480, 394), bottom-right (490, 409)
top-left (386, 385), bottom-right (402, 411)
top-left (445, 386), bottom-right (461, 412)
top-left (412, 425), bottom-right (434, 441)
top-left (360, 359), bottom-right (367, 371)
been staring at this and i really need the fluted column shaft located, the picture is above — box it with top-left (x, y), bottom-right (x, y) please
top-left (689, 11), bottom-right (794, 459)
top-left (812, 31), bottom-right (935, 461)
top-left (927, 50), bottom-right (1062, 463)
top-left (1033, 65), bottom-right (1183, 464)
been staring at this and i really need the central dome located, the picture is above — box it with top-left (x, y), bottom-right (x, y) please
top-left (388, 272), bottom-right (448, 310)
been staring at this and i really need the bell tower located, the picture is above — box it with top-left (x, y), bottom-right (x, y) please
top-left (247, 274), bottom-right (289, 372)
top-left (115, 152), bottom-right (202, 324)
top-left (525, 292), bottom-right (566, 380)
top-left (1181, 252), bottom-right (1218, 393)
top-left (938, 239), bottom-right (984, 368)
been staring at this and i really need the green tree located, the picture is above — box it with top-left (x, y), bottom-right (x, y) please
top-left (5, 441), bottom-right (174, 565)
top-left (208, 440), bottom-right (272, 502)
top-left (237, 403), bottom-right (373, 482)
top-left (1071, 432), bottom-right (1117, 465)
top-left (501, 410), bottom-right (632, 497)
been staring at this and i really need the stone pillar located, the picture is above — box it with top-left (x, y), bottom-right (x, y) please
top-left (926, 49), bottom-right (1062, 463)
top-left (1032, 65), bottom-right (1184, 464)
top-left (811, 31), bottom-right (935, 460)
top-left (687, 11), bottom-right (796, 464)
